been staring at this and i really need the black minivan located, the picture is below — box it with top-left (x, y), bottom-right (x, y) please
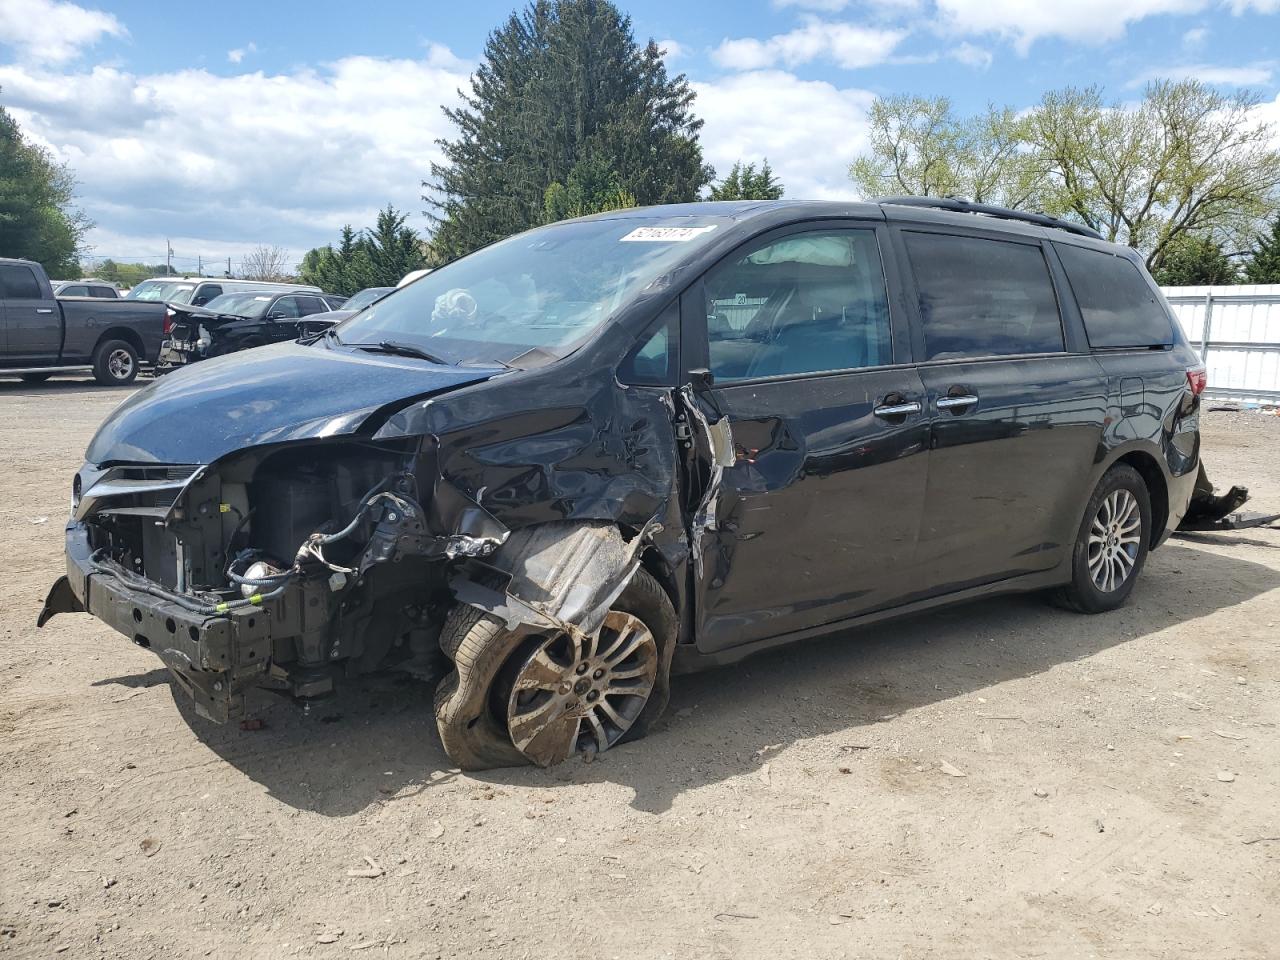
top-left (41, 198), bottom-right (1205, 769)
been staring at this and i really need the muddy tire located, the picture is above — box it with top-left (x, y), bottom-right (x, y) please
top-left (92, 339), bottom-right (139, 386)
top-left (1052, 464), bottom-right (1151, 614)
top-left (434, 568), bottom-right (677, 770)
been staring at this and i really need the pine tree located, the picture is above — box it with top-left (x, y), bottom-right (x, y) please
top-left (298, 209), bottom-right (424, 295)
top-left (1151, 234), bottom-right (1237, 286)
top-left (708, 160), bottom-right (785, 201)
top-left (425, 0), bottom-right (712, 262)
top-left (1243, 215), bottom-right (1280, 283)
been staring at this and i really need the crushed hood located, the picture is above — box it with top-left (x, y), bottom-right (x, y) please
top-left (86, 340), bottom-right (495, 465)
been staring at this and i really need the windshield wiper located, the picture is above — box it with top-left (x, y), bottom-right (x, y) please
top-left (351, 339), bottom-right (449, 364)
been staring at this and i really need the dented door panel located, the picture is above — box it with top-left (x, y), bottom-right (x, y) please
top-left (691, 368), bottom-right (930, 653)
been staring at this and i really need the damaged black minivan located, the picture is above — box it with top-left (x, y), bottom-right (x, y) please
top-left (41, 198), bottom-right (1206, 769)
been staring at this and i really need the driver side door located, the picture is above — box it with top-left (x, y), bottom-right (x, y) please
top-left (683, 223), bottom-right (930, 654)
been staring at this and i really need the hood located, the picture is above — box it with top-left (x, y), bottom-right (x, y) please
top-left (86, 340), bottom-right (496, 465)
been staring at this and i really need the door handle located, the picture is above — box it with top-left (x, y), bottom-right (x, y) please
top-left (936, 394), bottom-right (979, 410)
top-left (873, 400), bottom-right (922, 418)
top-left (36, 308), bottom-right (54, 314)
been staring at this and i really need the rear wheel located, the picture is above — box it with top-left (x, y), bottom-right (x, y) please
top-left (434, 568), bottom-right (676, 770)
top-left (20, 372), bottom-right (52, 383)
top-left (1053, 464), bottom-right (1151, 614)
top-left (92, 339), bottom-right (139, 386)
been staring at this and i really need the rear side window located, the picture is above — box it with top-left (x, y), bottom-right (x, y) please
top-left (904, 233), bottom-right (1064, 360)
top-left (90, 286), bottom-right (115, 298)
top-left (62, 284), bottom-right (89, 296)
top-left (0, 264), bottom-right (43, 299)
top-left (1055, 243), bottom-right (1173, 348)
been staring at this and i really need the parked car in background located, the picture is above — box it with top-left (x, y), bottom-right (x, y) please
top-left (156, 290), bottom-right (347, 371)
top-left (40, 198), bottom-right (1207, 772)
top-left (52, 280), bottom-right (120, 299)
top-left (126, 277), bottom-right (322, 308)
top-left (295, 285), bottom-right (394, 327)
top-left (1, 258), bottom-right (166, 384)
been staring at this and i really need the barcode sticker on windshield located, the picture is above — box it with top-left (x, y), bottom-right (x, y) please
top-left (619, 225), bottom-right (717, 242)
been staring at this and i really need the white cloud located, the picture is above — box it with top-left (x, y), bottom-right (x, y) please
top-left (935, 0), bottom-right (1210, 54)
top-left (0, 0), bottom-right (125, 64)
top-left (692, 70), bottom-right (874, 199)
top-left (1181, 25), bottom-right (1209, 47)
top-left (1129, 62), bottom-right (1275, 86)
top-left (227, 42), bottom-right (257, 65)
top-left (655, 38), bottom-right (686, 62)
top-left (713, 17), bottom-right (907, 70)
top-left (0, 50), bottom-right (473, 259)
top-left (1228, 0), bottom-right (1280, 10)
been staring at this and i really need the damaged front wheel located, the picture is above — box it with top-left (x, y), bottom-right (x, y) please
top-left (433, 569), bottom-right (675, 770)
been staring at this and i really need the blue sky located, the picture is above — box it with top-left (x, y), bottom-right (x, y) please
top-left (1, 0), bottom-right (1278, 273)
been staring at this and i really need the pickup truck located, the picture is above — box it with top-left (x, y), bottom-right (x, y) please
top-left (1, 257), bottom-right (166, 385)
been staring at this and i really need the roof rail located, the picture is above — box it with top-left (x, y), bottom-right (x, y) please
top-left (878, 196), bottom-right (1103, 241)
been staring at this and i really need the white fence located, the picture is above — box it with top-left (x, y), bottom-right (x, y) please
top-left (1163, 284), bottom-right (1280, 404)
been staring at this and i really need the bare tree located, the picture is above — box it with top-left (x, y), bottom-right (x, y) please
top-left (239, 245), bottom-right (292, 281)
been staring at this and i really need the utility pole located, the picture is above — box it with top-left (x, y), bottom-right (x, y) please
top-left (226, 257), bottom-right (232, 279)
top-left (197, 254), bottom-right (202, 275)
top-left (166, 239), bottom-right (173, 276)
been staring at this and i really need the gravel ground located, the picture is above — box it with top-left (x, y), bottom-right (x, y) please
top-left (1, 377), bottom-right (1278, 959)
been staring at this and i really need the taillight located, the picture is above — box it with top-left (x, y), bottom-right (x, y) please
top-left (1186, 365), bottom-right (1207, 396)
top-left (163, 308), bottom-right (175, 335)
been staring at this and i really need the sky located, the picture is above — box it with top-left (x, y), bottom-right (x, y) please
top-left (1, 0), bottom-right (1279, 274)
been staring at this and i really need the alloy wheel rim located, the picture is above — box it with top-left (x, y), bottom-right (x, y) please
top-left (1087, 489), bottom-right (1141, 593)
top-left (506, 611), bottom-right (658, 766)
top-left (107, 348), bottom-right (134, 380)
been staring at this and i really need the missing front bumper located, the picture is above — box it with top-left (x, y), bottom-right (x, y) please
top-left (40, 526), bottom-right (272, 722)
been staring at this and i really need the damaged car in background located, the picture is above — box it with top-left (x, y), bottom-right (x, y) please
top-left (156, 290), bottom-right (347, 371)
top-left (39, 197), bottom-right (1260, 770)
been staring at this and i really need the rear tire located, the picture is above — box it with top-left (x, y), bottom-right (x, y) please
top-left (434, 568), bottom-right (676, 770)
top-left (20, 372), bottom-right (52, 383)
top-left (1052, 464), bottom-right (1151, 614)
top-left (92, 339), bottom-right (139, 386)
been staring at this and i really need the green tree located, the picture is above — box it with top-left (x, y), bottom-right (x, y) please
top-left (1243, 215), bottom-right (1280, 284)
top-left (1026, 81), bottom-right (1280, 272)
top-left (299, 208), bottom-right (424, 295)
top-left (426, 0), bottom-right (712, 262)
top-left (848, 95), bottom-right (1042, 209)
top-left (1151, 234), bottom-right (1237, 286)
top-left (709, 160), bottom-right (784, 201)
top-left (0, 94), bottom-right (90, 276)
top-left (542, 154), bottom-right (637, 223)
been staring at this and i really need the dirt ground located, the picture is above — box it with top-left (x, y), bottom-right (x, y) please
top-left (1, 377), bottom-right (1277, 959)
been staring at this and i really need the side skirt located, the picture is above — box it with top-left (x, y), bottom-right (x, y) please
top-left (672, 565), bottom-right (1070, 674)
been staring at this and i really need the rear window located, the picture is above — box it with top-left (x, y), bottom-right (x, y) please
top-left (0, 264), bottom-right (43, 299)
top-left (903, 232), bottom-right (1064, 360)
top-left (1054, 243), bottom-right (1173, 349)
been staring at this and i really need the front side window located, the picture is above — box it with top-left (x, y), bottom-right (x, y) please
top-left (270, 297), bottom-right (301, 319)
top-left (904, 232), bottom-right (1064, 361)
top-left (701, 229), bottom-right (893, 382)
top-left (191, 284), bottom-right (222, 306)
top-left (1054, 243), bottom-right (1173, 349)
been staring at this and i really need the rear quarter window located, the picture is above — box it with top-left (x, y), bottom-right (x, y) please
top-left (1054, 243), bottom-right (1173, 349)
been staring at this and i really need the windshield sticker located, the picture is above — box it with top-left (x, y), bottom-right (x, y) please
top-left (619, 225), bottom-right (717, 243)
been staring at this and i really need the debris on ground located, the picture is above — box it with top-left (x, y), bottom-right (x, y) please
top-left (138, 838), bottom-right (161, 858)
top-left (346, 857), bottom-right (384, 879)
top-left (939, 761), bottom-right (967, 778)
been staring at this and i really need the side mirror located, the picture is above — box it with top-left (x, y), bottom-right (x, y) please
top-left (689, 367), bottom-right (715, 394)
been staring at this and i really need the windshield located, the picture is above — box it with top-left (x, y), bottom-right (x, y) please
top-left (343, 287), bottom-right (394, 312)
top-left (202, 293), bottom-right (274, 318)
top-left (334, 217), bottom-right (725, 365)
top-left (126, 280), bottom-right (196, 302)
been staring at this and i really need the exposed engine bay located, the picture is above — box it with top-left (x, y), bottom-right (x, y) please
top-left (44, 438), bottom-right (519, 721)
